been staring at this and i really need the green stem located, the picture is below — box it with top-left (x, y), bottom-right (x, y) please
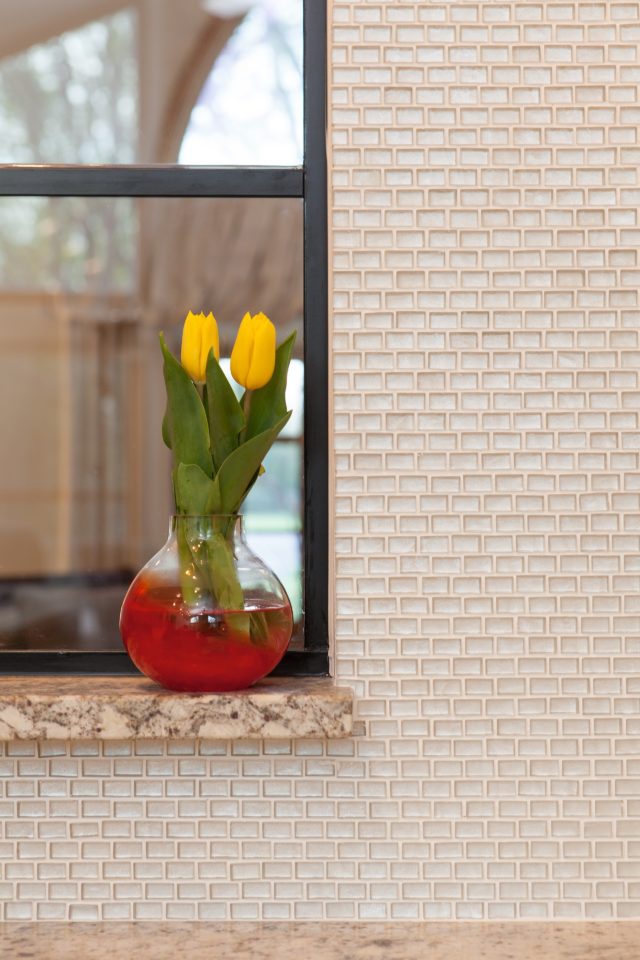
top-left (204, 531), bottom-right (244, 611)
top-left (176, 521), bottom-right (200, 606)
top-left (240, 390), bottom-right (252, 443)
top-left (177, 517), bottom-right (245, 634)
top-left (178, 516), bottom-right (268, 646)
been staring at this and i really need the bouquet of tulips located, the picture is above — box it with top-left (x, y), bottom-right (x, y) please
top-left (159, 310), bottom-right (295, 610)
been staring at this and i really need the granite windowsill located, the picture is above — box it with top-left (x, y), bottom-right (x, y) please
top-left (0, 676), bottom-right (353, 740)
top-left (3, 921), bottom-right (639, 959)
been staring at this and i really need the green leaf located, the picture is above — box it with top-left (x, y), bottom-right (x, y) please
top-left (205, 351), bottom-right (245, 473)
top-left (159, 333), bottom-right (213, 479)
top-left (173, 463), bottom-right (217, 516)
top-left (206, 534), bottom-right (245, 611)
top-left (161, 408), bottom-right (172, 449)
top-left (175, 522), bottom-right (199, 606)
top-left (245, 331), bottom-right (296, 440)
top-left (210, 412), bottom-right (292, 514)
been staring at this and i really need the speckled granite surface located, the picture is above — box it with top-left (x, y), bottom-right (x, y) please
top-left (1, 922), bottom-right (638, 959)
top-left (0, 676), bottom-right (353, 740)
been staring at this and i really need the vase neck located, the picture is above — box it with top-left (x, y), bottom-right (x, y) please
top-left (168, 514), bottom-right (242, 539)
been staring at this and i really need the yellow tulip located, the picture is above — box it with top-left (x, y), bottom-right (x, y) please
top-left (230, 311), bottom-right (276, 390)
top-left (180, 310), bottom-right (220, 383)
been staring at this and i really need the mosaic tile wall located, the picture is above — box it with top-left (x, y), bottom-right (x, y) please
top-left (2, 0), bottom-right (640, 921)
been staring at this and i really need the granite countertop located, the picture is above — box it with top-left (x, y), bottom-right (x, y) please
top-left (1, 921), bottom-right (638, 959)
top-left (0, 675), bottom-right (353, 740)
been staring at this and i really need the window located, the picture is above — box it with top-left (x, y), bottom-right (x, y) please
top-left (0, 0), bottom-right (327, 676)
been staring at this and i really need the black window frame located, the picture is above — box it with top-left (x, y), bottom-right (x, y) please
top-left (0, 0), bottom-right (328, 677)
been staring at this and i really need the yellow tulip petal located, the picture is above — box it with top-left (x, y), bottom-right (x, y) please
top-left (180, 310), bottom-right (203, 382)
top-left (230, 311), bottom-right (255, 387)
top-left (198, 311), bottom-right (220, 376)
top-left (246, 314), bottom-right (276, 389)
top-left (207, 312), bottom-right (220, 362)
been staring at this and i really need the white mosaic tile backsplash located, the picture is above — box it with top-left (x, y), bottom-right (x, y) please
top-left (2, 0), bottom-right (640, 920)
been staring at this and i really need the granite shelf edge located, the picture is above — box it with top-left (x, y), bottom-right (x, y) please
top-left (3, 922), bottom-right (640, 960)
top-left (0, 676), bottom-right (353, 740)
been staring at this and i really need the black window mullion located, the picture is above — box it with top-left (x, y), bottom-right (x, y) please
top-left (302, 0), bottom-right (329, 654)
top-left (0, 165), bottom-right (303, 198)
top-left (0, 649), bottom-right (327, 676)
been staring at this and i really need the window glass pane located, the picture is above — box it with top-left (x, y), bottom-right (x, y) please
top-left (0, 10), bottom-right (137, 164)
top-left (0, 196), bottom-right (136, 292)
top-left (0, 1), bottom-right (302, 166)
top-left (0, 196), bottom-right (304, 653)
top-left (180, 0), bottom-right (303, 165)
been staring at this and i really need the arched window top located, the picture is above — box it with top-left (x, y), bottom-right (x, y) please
top-left (179, 0), bottom-right (302, 166)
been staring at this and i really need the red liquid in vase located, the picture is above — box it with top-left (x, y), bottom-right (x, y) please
top-left (120, 575), bottom-right (293, 692)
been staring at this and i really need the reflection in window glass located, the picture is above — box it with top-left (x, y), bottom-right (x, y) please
top-left (0, 11), bottom-right (137, 163)
top-left (0, 10), bottom-right (138, 292)
top-left (0, 1), bottom-right (302, 167)
top-left (180, 0), bottom-right (303, 166)
top-left (0, 195), bottom-right (136, 293)
top-left (0, 197), bottom-right (304, 653)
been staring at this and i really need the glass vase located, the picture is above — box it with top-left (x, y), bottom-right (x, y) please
top-left (120, 515), bottom-right (293, 692)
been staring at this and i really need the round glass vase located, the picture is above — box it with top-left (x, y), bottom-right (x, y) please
top-left (120, 515), bottom-right (293, 692)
